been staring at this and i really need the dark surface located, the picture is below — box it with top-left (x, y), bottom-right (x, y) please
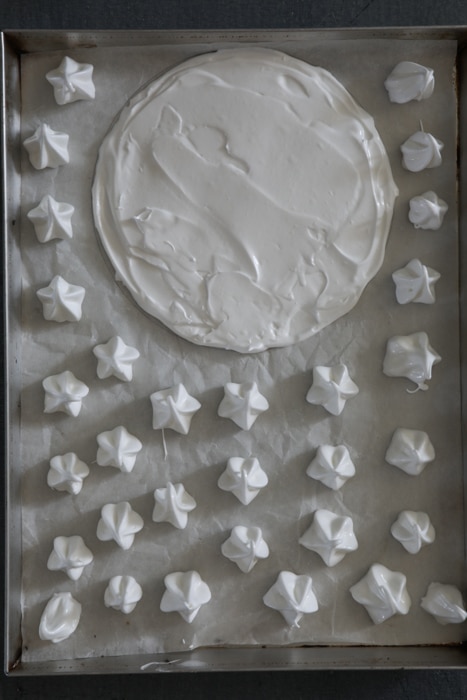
top-left (3, 0), bottom-right (467, 698)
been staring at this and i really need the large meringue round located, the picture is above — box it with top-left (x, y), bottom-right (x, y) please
top-left (299, 509), bottom-right (358, 566)
top-left (385, 428), bottom-right (435, 476)
top-left (421, 583), bottom-right (467, 625)
top-left (39, 592), bottom-right (81, 643)
top-left (384, 61), bottom-right (435, 103)
top-left (390, 510), bottom-right (435, 553)
top-left (350, 563), bottom-right (411, 624)
top-left (104, 575), bottom-right (143, 614)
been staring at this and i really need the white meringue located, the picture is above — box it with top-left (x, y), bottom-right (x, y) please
top-left (392, 259), bottom-right (440, 305)
top-left (47, 452), bottom-right (89, 495)
top-left (400, 131), bottom-right (443, 172)
top-left (218, 457), bottom-right (268, 505)
top-left (221, 526), bottom-right (270, 573)
top-left (27, 195), bottom-right (74, 243)
top-left (383, 331), bottom-right (441, 391)
top-left (93, 336), bottom-right (140, 382)
top-left (150, 383), bottom-right (201, 435)
top-left (37, 275), bottom-right (85, 322)
top-left (385, 428), bottom-right (435, 476)
top-left (96, 426), bottom-right (142, 473)
top-left (390, 510), bottom-right (435, 553)
top-left (47, 535), bottom-right (93, 580)
top-left (152, 482), bottom-right (197, 529)
top-left (306, 445), bottom-right (356, 491)
top-left (263, 571), bottom-right (318, 627)
top-left (42, 370), bottom-right (89, 417)
top-left (39, 592), bottom-right (81, 643)
top-left (104, 575), bottom-right (143, 614)
top-left (350, 563), bottom-right (411, 624)
top-left (408, 191), bottom-right (448, 230)
top-left (384, 61), bottom-right (435, 103)
top-left (218, 381), bottom-right (269, 430)
top-left (46, 56), bottom-right (95, 105)
top-left (421, 583), bottom-right (467, 625)
top-left (23, 123), bottom-right (70, 169)
top-left (306, 364), bottom-right (359, 416)
top-left (299, 509), bottom-right (358, 566)
top-left (160, 570), bottom-right (211, 623)
top-left (96, 502), bottom-right (144, 550)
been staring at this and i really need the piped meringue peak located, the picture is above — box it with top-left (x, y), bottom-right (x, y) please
top-left (385, 428), bottom-right (435, 476)
top-left (37, 275), bottom-right (85, 323)
top-left (392, 259), bottom-right (440, 305)
top-left (104, 575), bottom-right (143, 614)
top-left (400, 131), bottom-right (443, 172)
top-left (306, 444), bottom-right (356, 491)
top-left (383, 331), bottom-right (441, 391)
top-left (47, 452), bottom-right (89, 495)
top-left (408, 191), bottom-right (448, 230)
top-left (421, 583), bottom-right (467, 625)
top-left (39, 592), bottom-right (82, 643)
top-left (96, 426), bottom-right (143, 473)
top-left (221, 525), bottom-right (270, 573)
top-left (384, 61), bottom-right (435, 103)
top-left (263, 571), bottom-right (319, 628)
top-left (350, 563), bottom-right (411, 624)
top-left (96, 502), bottom-right (144, 550)
top-left (42, 370), bottom-right (89, 417)
top-left (93, 336), bottom-right (140, 382)
top-left (47, 535), bottom-right (93, 580)
top-left (23, 123), bottom-right (70, 170)
top-left (27, 195), bottom-right (74, 243)
top-left (46, 56), bottom-right (95, 105)
top-left (217, 381), bottom-right (269, 430)
top-left (150, 383), bottom-right (201, 435)
top-left (218, 457), bottom-right (268, 505)
top-left (152, 482), bottom-right (197, 529)
top-left (299, 509), bottom-right (358, 566)
top-left (160, 570), bottom-right (211, 623)
top-left (391, 510), bottom-right (435, 554)
top-left (306, 364), bottom-right (359, 416)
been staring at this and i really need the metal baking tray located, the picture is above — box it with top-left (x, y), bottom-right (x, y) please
top-left (2, 28), bottom-right (467, 674)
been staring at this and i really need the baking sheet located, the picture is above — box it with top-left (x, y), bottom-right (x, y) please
top-left (17, 38), bottom-right (463, 663)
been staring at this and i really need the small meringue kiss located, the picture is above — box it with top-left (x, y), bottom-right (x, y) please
top-left (218, 457), bottom-right (268, 505)
top-left (23, 123), bottom-right (70, 170)
top-left (160, 570), bottom-right (211, 623)
top-left (46, 56), bottom-right (95, 105)
top-left (384, 61), bottom-right (435, 103)
top-left (37, 275), bottom-right (85, 322)
top-left (408, 191), bottom-right (448, 230)
top-left (392, 259), bottom-right (440, 305)
top-left (306, 364), bottom-right (359, 416)
top-left (350, 563), bottom-right (411, 624)
top-left (39, 592), bottom-right (81, 643)
top-left (150, 383), bottom-right (201, 435)
top-left (152, 482), bottom-right (197, 529)
top-left (218, 381), bottom-right (269, 430)
top-left (383, 331), bottom-right (441, 391)
top-left (47, 452), bottom-right (89, 495)
top-left (96, 502), bottom-right (144, 550)
top-left (104, 575), bottom-right (142, 614)
top-left (42, 370), bottom-right (89, 417)
top-left (390, 510), bottom-right (435, 553)
top-left (93, 336), bottom-right (140, 382)
top-left (47, 535), bottom-right (93, 580)
top-left (263, 571), bottom-right (318, 627)
top-left (400, 131), bottom-right (443, 172)
top-left (221, 526), bottom-right (270, 573)
top-left (306, 444), bottom-right (356, 491)
top-left (96, 426), bottom-right (142, 473)
top-left (299, 509), bottom-right (358, 566)
top-left (421, 583), bottom-right (467, 625)
top-left (385, 428), bottom-right (435, 476)
top-left (27, 195), bottom-right (74, 243)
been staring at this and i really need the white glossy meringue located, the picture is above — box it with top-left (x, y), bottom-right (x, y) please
top-left (152, 482), bottom-right (197, 529)
top-left (23, 123), bottom-right (70, 169)
top-left (218, 381), bottom-right (269, 430)
top-left (306, 445), bottom-right (356, 491)
top-left (37, 275), bottom-right (85, 322)
top-left (306, 364), bottom-right (359, 416)
top-left (46, 56), bottom-right (95, 105)
top-left (391, 510), bottom-right (435, 553)
top-left (299, 509), bottom-right (358, 566)
top-left (221, 525), bottom-right (270, 573)
top-left (42, 370), bottom-right (89, 417)
top-left (408, 191), bottom-right (448, 230)
top-left (385, 428), bottom-right (435, 476)
top-left (96, 502), bottom-right (144, 550)
top-left (392, 259), bottom-right (440, 305)
top-left (400, 131), bottom-right (443, 172)
top-left (150, 383), bottom-right (201, 435)
top-left (27, 195), bottom-right (74, 243)
top-left (421, 583), bottom-right (467, 625)
top-left (47, 452), bottom-right (89, 495)
top-left (350, 563), bottom-right (411, 624)
top-left (93, 336), bottom-right (140, 381)
top-left (218, 457), bottom-right (268, 505)
top-left (96, 426), bottom-right (142, 473)
top-left (160, 570), bottom-right (211, 623)
top-left (383, 331), bottom-right (441, 391)
top-left (384, 61), bottom-right (435, 103)
top-left (263, 571), bottom-right (318, 627)
top-left (47, 535), bottom-right (93, 580)
top-left (104, 575), bottom-right (143, 614)
top-left (39, 592), bottom-right (81, 643)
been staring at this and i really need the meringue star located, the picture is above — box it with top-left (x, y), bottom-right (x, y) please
top-left (42, 370), bottom-right (89, 416)
top-left (46, 56), bottom-right (95, 105)
top-left (299, 509), bottom-right (358, 566)
top-left (37, 275), bottom-right (85, 322)
top-left (390, 510), bottom-right (435, 554)
top-left (96, 426), bottom-right (142, 473)
top-left (263, 571), bottom-right (318, 627)
top-left (150, 383), bottom-right (201, 435)
top-left (217, 381), bottom-right (269, 430)
top-left (385, 428), bottom-right (435, 476)
top-left (93, 336), bottom-right (140, 381)
top-left (39, 592), bottom-right (81, 643)
top-left (306, 364), bottom-right (359, 416)
top-left (408, 191), bottom-right (448, 230)
top-left (218, 457), bottom-right (268, 505)
top-left (27, 195), bottom-right (74, 243)
top-left (400, 131), bottom-right (443, 172)
top-left (96, 502), bottom-right (144, 550)
top-left (421, 583), bottom-right (467, 625)
top-left (23, 122), bottom-right (70, 169)
top-left (104, 575), bottom-right (143, 614)
top-left (47, 452), bottom-right (90, 495)
top-left (392, 259), bottom-right (440, 305)
top-left (383, 331), bottom-right (441, 391)
top-left (306, 444), bottom-right (356, 491)
top-left (152, 482), bottom-right (197, 529)
top-left (221, 525), bottom-right (270, 573)
top-left (350, 563), bottom-right (411, 624)
top-left (47, 535), bottom-right (93, 581)
top-left (160, 570), bottom-right (211, 623)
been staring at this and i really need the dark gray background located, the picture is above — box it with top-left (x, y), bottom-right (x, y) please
top-left (2, 0), bottom-right (467, 697)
